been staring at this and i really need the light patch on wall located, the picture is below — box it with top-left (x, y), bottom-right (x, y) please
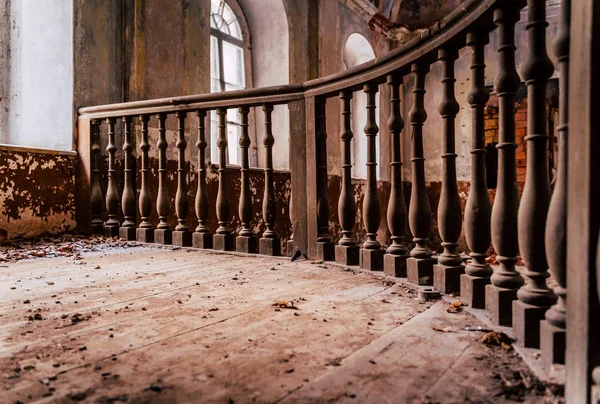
top-left (8, 0), bottom-right (73, 151)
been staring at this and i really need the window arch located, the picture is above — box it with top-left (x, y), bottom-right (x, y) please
top-left (210, 0), bottom-right (248, 165)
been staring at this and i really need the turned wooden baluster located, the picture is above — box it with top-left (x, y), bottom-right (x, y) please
top-left (541, 0), bottom-right (570, 365)
top-left (260, 104), bottom-right (280, 255)
top-left (433, 48), bottom-right (464, 293)
top-left (462, 30), bottom-right (492, 308)
top-left (287, 190), bottom-right (294, 256)
top-left (406, 60), bottom-right (434, 267)
top-left (155, 113), bottom-right (172, 244)
top-left (437, 47), bottom-right (462, 267)
top-left (515, 0), bottom-right (557, 348)
top-left (360, 82), bottom-right (384, 271)
top-left (384, 73), bottom-right (409, 277)
top-left (90, 119), bottom-right (103, 234)
top-left (336, 90), bottom-right (359, 266)
top-left (214, 108), bottom-right (234, 250)
top-left (172, 111), bottom-right (191, 246)
top-left (406, 62), bottom-right (436, 284)
top-left (237, 106), bottom-right (257, 253)
top-left (120, 116), bottom-right (136, 240)
top-left (488, 4), bottom-right (524, 325)
top-left (315, 98), bottom-right (334, 260)
top-left (193, 110), bottom-right (213, 248)
top-left (104, 117), bottom-right (119, 237)
top-left (137, 115), bottom-right (154, 242)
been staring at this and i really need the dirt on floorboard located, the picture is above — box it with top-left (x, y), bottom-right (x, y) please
top-left (0, 236), bottom-right (564, 403)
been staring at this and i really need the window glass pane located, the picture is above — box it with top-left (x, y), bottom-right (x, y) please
top-left (222, 42), bottom-right (244, 87)
top-left (227, 124), bottom-right (241, 165)
top-left (222, 4), bottom-right (236, 25)
top-left (210, 112), bottom-right (219, 163)
top-left (210, 36), bottom-right (220, 82)
top-left (229, 21), bottom-right (242, 40)
top-left (227, 108), bottom-right (239, 124)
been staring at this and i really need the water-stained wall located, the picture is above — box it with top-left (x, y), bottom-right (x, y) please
top-left (0, 147), bottom-right (77, 241)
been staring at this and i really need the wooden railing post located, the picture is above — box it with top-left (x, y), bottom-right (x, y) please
top-left (260, 104), bottom-right (280, 255)
top-left (289, 98), bottom-right (308, 257)
top-left (137, 114), bottom-right (154, 242)
top-left (383, 74), bottom-right (409, 277)
top-left (460, 29), bottom-right (492, 309)
top-left (406, 61), bottom-right (435, 285)
top-left (173, 111), bottom-right (191, 246)
top-left (214, 107), bottom-right (235, 251)
top-left (104, 117), bottom-right (120, 237)
top-left (193, 110), bottom-right (213, 248)
top-left (360, 82), bottom-right (384, 271)
top-left (433, 47), bottom-right (464, 293)
top-left (90, 119), bottom-right (104, 234)
top-left (514, 0), bottom-right (557, 349)
top-left (566, 0), bottom-right (600, 399)
top-left (336, 90), bottom-right (360, 266)
top-left (487, 3), bottom-right (524, 325)
top-left (315, 98), bottom-right (335, 261)
top-left (540, 0), bottom-right (570, 367)
top-left (154, 113), bottom-right (172, 244)
top-left (237, 106), bottom-right (257, 253)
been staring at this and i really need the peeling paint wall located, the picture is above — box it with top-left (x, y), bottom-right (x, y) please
top-left (0, 147), bottom-right (77, 241)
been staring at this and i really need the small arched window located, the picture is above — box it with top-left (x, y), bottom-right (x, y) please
top-left (210, 0), bottom-right (246, 165)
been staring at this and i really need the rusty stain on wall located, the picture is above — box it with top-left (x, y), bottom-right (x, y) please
top-left (0, 149), bottom-right (77, 241)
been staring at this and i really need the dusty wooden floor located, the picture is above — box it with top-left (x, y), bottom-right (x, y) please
top-left (0, 238), bottom-right (563, 403)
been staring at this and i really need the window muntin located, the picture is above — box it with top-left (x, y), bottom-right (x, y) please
top-left (210, 0), bottom-right (245, 165)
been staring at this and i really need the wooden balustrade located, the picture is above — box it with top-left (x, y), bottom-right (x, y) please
top-left (406, 61), bottom-right (435, 285)
top-left (137, 115), bottom-right (154, 243)
top-left (173, 111), bottom-right (191, 246)
top-left (193, 110), bottom-right (213, 248)
top-left (540, 0), bottom-right (570, 366)
top-left (488, 3), bottom-right (524, 325)
top-left (104, 117), bottom-right (119, 237)
top-left (383, 73), bottom-right (409, 277)
top-left (260, 104), bottom-right (280, 256)
top-left (80, 0), bottom-right (585, 379)
top-left (360, 82), bottom-right (384, 271)
top-left (316, 98), bottom-right (335, 261)
top-left (214, 108), bottom-right (235, 251)
top-left (237, 106), bottom-right (257, 253)
top-left (155, 113), bottom-right (172, 244)
top-left (514, 0), bottom-right (557, 349)
top-left (461, 29), bottom-right (492, 310)
top-left (90, 119), bottom-right (103, 234)
top-left (336, 90), bottom-right (360, 266)
top-left (433, 47), bottom-right (463, 294)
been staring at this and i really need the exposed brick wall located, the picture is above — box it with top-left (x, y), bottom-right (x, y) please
top-left (483, 93), bottom-right (557, 190)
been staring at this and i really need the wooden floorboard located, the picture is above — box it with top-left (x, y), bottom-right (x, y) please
top-left (0, 244), bottom-right (562, 403)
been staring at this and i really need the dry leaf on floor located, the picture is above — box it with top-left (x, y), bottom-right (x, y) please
top-left (432, 326), bottom-right (455, 333)
top-left (447, 300), bottom-right (464, 313)
top-left (482, 331), bottom-right (513, 351)
top-left (272, 301), bottom-right (299, 310)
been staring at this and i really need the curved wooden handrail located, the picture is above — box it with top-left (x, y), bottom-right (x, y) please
top-left (78, 0), bottom-right (523, 120)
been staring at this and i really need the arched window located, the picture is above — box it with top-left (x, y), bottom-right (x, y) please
top-left (210, 0), bottom-right (246, 165)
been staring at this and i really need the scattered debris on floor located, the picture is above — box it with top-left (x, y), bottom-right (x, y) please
top-left (482, 331), bottom-right (514, 351)
top-left (272, 301), bottom-right (299, 310)
top-left (0, 234), bottom-right (133, 262)
top-left (447, 300), bottom-right (464, 313)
